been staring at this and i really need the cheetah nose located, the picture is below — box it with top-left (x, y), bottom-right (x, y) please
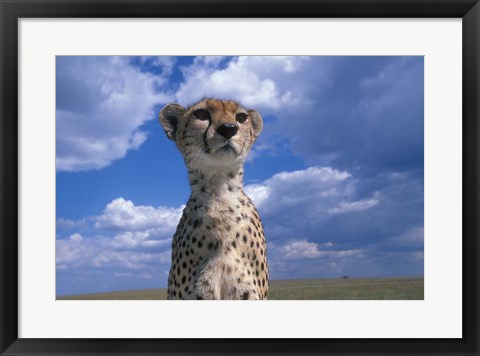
top-left (216, 123), bottom-right (238, 140)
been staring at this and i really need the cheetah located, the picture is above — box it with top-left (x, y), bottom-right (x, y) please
top-left (159, 98), bottom-right (269, 300)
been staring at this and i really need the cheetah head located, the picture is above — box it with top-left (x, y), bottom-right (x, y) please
top-left (159, 98), bottom-right (263, 171)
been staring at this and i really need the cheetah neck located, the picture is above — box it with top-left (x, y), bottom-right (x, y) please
top-left (187, 166), bottom-right (245, 203)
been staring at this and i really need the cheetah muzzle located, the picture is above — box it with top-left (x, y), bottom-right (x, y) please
top-left (159, 98), bottom-right (269, 300)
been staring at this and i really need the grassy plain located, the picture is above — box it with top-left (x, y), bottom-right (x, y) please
top-left (58, 277), bottom-right (423, 300)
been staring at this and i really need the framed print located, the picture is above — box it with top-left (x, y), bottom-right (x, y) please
top-left (1, 0), bottom-right (479, 355)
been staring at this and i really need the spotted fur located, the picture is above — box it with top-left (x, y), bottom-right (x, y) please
top-left (159, 98), bottom-right (268, 300)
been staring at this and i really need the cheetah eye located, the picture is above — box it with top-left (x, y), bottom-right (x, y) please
top-left (193, 109), bottom-right (211, 121)
top-left (236, 113), bottom-right (248, 124)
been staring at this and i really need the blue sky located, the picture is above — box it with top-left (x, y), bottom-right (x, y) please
top-left (56, 56), bottom-right (424, 296)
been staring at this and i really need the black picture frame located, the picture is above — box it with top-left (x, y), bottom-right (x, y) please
top-left (1, 1), bottom-right (478, 355)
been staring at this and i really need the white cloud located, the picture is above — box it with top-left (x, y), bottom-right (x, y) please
top-left (56, 231), bottom-right (172, 271)
top-left (109, 230), bottom-right (172, 250)
top-left (56, 56), bottom-right (171, 171)
top-left (243, 184), bottom-right (271, 207)
top-left (242, 166), bottom-right (385, 277)
top-left (55, 56), bottom-right (331, 172)
top-left (275, 240), bottom-right (366, 262)
top-left (57, 200), bottom-right (178, 271)
top-left (244, 166), bottom-right (354, 216)
top-left (328, 198), bottom-right (379, 214)
top-left (56, 233), bottom-right (91, 268)
top-left (244, 167), bottom-right (380, 235)
top-left (279, 240), bottom-right (322, 260)
top-left (175, 56), bottom-right (316, 113)
top-left (95, 197), bottom-right (184, 232)
top-left (138, 56), bottom-right (177, 76)
top-left (269, 239), bottom-right (368, 278)
top-left (57, 198), bottom-right (182, 272)
top-left (57, 165), bottom-right (358, 274)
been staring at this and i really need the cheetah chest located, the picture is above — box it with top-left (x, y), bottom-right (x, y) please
top-left (167, 194), bottom-right (269, 300)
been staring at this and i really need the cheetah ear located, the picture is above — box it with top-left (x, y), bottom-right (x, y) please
top-left (159, 103), bottom-right (186, 141)
top-left (248, 110), bottom-right (263, 140)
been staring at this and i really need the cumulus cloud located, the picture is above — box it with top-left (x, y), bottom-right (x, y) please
top-left (279, 240), bottom-right (322, 260)
top-left (175, 56), bottom-right (316, 113)
top-left (56, 56), bottom-right (424, 293)
top-left (174, 56), bottom-right (423, 176)
top-left (270, 238), bottom-right (366, 263)
top-left (56, 230), bottom-right (172, 270)
top-left (56, 55), bottom-right (423, 176)
top-left (268, 240), bottom-right (367, 278)
top-left (56, 166), bottom-right (381, 279)
top-left (56, 56), bottom-right (171, 171)
top-left (242, 166), bottom-right (383, 273)
top-left (241, 165), bottom-right (423, 279)
top-left (137, 56), bottom-right (177, 76)
top-left (56, 198), bottom-right (179, 294)
top-left (94, 197), bottom-right (184, 232)
top-left (244, 166), bottom-right (378, 221)
top-left (57, 197), bottom-right (181, 274)
top-left (328, 197), bottom-right (379, 214)
top-left (56, 167), bottom-right (423, 293)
